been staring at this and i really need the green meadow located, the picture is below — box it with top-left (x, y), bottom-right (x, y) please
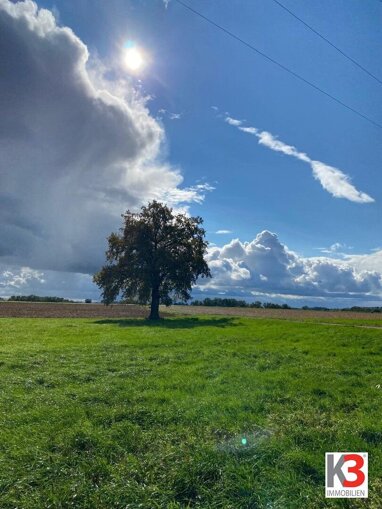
top-left (1, 316), bottom-right (382, 508)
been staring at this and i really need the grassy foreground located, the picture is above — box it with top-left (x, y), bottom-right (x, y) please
top-left (0, 317), bottom-right (382, 508)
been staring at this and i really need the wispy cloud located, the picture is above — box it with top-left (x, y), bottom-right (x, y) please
top-left (225, 116), bottom-right (374, 204)
top-left (215, 230), bottom-right (233, 234)
top-left (316, 242), bottom-right (353, 255)
top-left (225, 116), bottom-right (242, 127)
top-left (158, 109), bottom-right (183, 121)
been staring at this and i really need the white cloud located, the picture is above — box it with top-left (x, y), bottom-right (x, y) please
top-left (255, 130), bottom-right (310, 163)
top-left (0, 264), bottom-right (96, 300)
top-left (215, 230), bottom-right (232, 234)
top-left (169, 112), bottom-right (182, 120)
top-left (317, 242), bottom-right (353, 255)
top-left (157, 109), bottom-right (183, 120)
top-left (346, 249), bottom-right (382, 274)
top-left (238, 126), bottom-right (258, 135)
top-left (225, 116), bottom-right (374, 204)
top-left (225, 116), bottom-right (242, 126)
top-left (0, 0), bottom-right (211, 276)
top-left (0, 267), bottom-right (44, 290)
top-left (310, 161), bottom-right (373, 203)
top-left (196, 230), bottom-right (382, 301)
top-left (3, 234), bottom-right (382, 304)
top-left (329, 242), bottom-right (346, 252)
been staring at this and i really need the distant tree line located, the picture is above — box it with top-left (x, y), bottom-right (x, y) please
top-left (191, 297), bottom-right (291, 309)
top-left (1, 295), bottom-right (76, 303)
top-left (302, 305), bottom-right (382, 313)
top-left (190, 298), bottom-right (382, 312)
top-left (1, 294), bottom-right (381, 313)
top-left (344, 306), bottom-right (382, 313)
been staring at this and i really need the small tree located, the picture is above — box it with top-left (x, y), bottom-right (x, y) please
top-left (94, 201), bottom-right (211, 320)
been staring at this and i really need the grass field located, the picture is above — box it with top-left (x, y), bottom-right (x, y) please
top-left (1, 316), bottom-right (382, 508)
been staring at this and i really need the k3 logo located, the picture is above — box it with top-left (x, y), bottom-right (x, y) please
top-left (325, 452), bottom-right (368, 498)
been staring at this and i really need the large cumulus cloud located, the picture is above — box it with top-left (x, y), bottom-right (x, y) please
top-left (2, 231), bottom-right (382, 304)
top-left (0, 0), bottom-right (209, 274)
top-left (199, 231), bottom-right (382, 301)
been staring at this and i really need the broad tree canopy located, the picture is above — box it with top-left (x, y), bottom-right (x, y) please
top-left (93, 201), bottom-right (211, 319)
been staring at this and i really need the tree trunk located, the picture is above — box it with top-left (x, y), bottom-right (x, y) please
top-left (148, 286), bottom-right (160, 320)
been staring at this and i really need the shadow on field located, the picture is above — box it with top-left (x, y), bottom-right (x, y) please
top-left (93, 317), bottom-right (238, 329)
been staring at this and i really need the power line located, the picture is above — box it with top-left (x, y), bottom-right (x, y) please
top-left (271, 0), bottom-right (382, 86)
top-left (174, 0), bottom-right (382, 130)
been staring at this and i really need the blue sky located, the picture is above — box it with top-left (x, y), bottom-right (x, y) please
top-left (36, 0), bottom-right (382, 255)
top-left (1, 0), bottom-right (382, 306)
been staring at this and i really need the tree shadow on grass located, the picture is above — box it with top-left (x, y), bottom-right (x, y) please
top-left (93, 317), bottom-right (238, 329)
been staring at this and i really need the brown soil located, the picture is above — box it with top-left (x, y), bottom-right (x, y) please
top-left (0, 301), bottom-right (381, 322)
top-left (0, 302), bottom-right (152, 318)
top-left (167, 305), bottom-right (382, 321)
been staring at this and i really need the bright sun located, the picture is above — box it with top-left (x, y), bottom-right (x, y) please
top-left (124, 47), bottom-right (144, 72)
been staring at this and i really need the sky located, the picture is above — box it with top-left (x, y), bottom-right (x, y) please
top-left (1, 0), bottom-right (382, 307)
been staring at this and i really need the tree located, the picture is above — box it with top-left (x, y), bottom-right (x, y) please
top-left (93, 201), bottom-right (211, 320)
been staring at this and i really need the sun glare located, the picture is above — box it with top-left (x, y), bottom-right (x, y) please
top-left (124, 47), bottom-right (144, 72)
